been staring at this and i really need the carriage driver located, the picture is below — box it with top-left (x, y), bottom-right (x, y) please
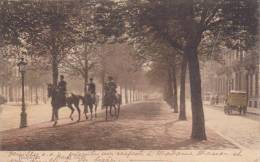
top-left (86, 78), bottom-right (96, 101)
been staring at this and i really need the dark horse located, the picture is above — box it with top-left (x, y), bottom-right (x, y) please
top-left (47, 84), bottom-right (81, 126)
top-left (103, 93), bottom-right (122, 120)
top-left (79, 94), bottom-right (99, 120)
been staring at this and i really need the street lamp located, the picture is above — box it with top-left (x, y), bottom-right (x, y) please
top-left (17, 57), bottom-right (27, 128)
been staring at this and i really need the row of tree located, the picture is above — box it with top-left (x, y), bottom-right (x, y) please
top-left (0, 0), bottom-right (258, 140)
top-left (123, 0), bottom-right (257, 140)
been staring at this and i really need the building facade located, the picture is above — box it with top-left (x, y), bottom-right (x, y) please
top-left (202, 48), bottom-right (259, 108)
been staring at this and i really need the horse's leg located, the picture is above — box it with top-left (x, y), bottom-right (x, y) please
top-left (114, 105), bottom-right (117, 117)
top-left (90, 104), bottom-right (93, 120)
top-left (84, 105), bottom-right (88, 120)
top-left (53, 109), bottom-right (58, 127)
top-left (95, 103), bottom-right (97, 118)
top-left (67, 104), bottom-right (74, 121)
top-left (106, 106), bottom-right (108, 121)
top-left (51, 108), bottom-right (55, 121)
top-left (74, 102), bottom-right (81, 122)
top-left (117, 103), bottom-right (120, 119)
top-left (110, 106), bottom-right (113, 116)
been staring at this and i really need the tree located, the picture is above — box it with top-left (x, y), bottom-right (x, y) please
top-left (129, 34), bottom-right (181, 112)
top-left (124, 0), bottom-right (258, 140)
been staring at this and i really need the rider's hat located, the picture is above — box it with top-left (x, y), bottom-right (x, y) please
top-left (90, 78), bottom-right (93, 81)
top-left (60, 75), bottom-right (64, 79)
top-left (108, 76), bottom-right (113, 80)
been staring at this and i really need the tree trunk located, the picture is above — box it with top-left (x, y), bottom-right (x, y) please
top-left (120, 85), bottom-right (122, 95)
top-left (124, 83), bottom-right (128, 104)
top-left (167, 69), bottom-right (174, 109)
top-left (35, 86), bottom-right (38, 104)
top-left (30, 86), bottom-right (33, 104)
top-left (42, 86), bottom-right (46, 104)
top-left (185, 45), bottom-right (206, 140)
top-left (245, 71), bottom-right (249, 107)
top-left (133, 88), bottom-right (135, 102)
top-left (8, 86), bottom-right (13, 102)
top-left (171, 66), bottom-right (178, 113)
top-left (101, 70), bottom-right (105, 105)
top-left (51, 45), bottom-right (59, 121)
top-left (84, 44), bottom-right (89, 111)
top-left (52, 52), bottom-right (59, 87)
top-left (179, 55), bottom-right (187, 120)
top-left (1, 85), bottom-right (3, 96)
top-left (5, 86), bottom-right (8, 102)
top-left (129, 86), bottom-right (132, 103)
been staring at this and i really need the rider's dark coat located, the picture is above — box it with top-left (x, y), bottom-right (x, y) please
top-left (87, 82), bottom-right (96, 94)
top-left (103, 81), bottom-right (117, 106)
top-left (57, 80), bottom-right (67, 106)
top-left (58, 80), bottom-right (67, 94)
top-left (106, 80), bottom-right (117, 94)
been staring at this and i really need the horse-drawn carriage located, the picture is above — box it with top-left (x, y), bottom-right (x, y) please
top-left (224, 91), bottom-right (247, 115)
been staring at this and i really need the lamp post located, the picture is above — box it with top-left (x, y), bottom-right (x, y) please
top-left (17, 57), bottom-right (27, 128)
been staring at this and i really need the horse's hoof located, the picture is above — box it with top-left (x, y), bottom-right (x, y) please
top-left (53, 121), bottom-right (57, 127)
top-left (70, 117), bottom-right (74, 121)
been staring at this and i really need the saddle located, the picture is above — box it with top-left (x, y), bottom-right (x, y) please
top-left (56, 88), bottom-right (67, 106)
top-left (103, 92), bottom-right (117, 106)
top-left (84, 93), bottom-right (96, 104)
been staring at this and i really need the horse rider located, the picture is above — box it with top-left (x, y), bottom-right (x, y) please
top-left (105, 76), bottom-right (117, 101)
top-left (57, 75), bottom-right (67, 105)
top-left (86, 78), bottom-right (96, 102)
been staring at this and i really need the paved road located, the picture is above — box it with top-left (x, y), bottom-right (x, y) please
top-left (204, 104), bottom-right (260, 149)
top-left (0, 101), bottom-right (234, 150)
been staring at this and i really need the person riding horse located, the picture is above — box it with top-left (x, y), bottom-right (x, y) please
top-left (57, 75), bottom-right (67, 106)
top-left (104, 76), bottom-right (117, 104)
top-left (86, 78), bottom-right (96, 103)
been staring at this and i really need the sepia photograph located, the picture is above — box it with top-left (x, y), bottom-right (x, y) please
top-left (0, 0), bottom-right (259, 161)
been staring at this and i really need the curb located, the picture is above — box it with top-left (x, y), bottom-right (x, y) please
top-left (204, 104), bottom-right (260, 116)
